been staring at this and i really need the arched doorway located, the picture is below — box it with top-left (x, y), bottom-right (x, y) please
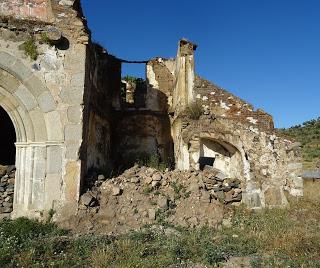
top-left (0, 106), bottom-right (16, 165)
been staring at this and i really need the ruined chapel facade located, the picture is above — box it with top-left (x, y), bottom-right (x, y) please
top-left (0, 0), bottom-right (302, 219)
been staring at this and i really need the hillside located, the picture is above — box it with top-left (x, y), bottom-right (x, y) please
top-left (279, 117), bottom-right (320, 170)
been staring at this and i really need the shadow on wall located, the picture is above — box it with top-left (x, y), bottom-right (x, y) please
top-left (112, 83), bottom-right (173, 171)
top-left (0, 106), bottom-right (16, 165)
top-left (199, 138), bottom-right (243, 179)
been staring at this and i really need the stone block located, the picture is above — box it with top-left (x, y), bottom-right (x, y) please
top-left (64, 124), bottom-right (82, 141)
top-left (243, 192), bottom-right (262, 208)
top-left (67, 105), bottom-right (82, 123)
top-left (65, 141), bottom-right (80, 160)
top-left (24, 75), bottom-right (47, 97)
top-left (37, 91), bottom-right (56, 112)
top-left (59, 87), bottom-right (84, 105)
top-left (11, 60), bottom-right (33, 81)
top-left (0, 51), bottom-right (16, 69)
top-left (44, 174), bottom-right (62, 208)
top-left (47, 146), bottom-right (63, 174)
top-left (14, 85), bottom-right (37, 111)
top-left (0, 69), bottom-right (20, 93)
top-left (64, 161), bottom-right (81, 202)
top-left (45, 111), bottom-right (63, 141)
top-left (264, 187), bottom-right (284, 206)
top-left (71, 73), bottom-right (85, 87)
top-left (29, 109), bottom-right (47, 141)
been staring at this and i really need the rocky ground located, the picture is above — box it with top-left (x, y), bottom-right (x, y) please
top-left (0, 165), bottom-right (15, 217)
top-left (62, 165), bottom-right (243, 234)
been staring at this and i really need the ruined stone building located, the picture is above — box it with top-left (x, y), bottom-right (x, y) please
top-left (0, 0), bottom-right (303, 219)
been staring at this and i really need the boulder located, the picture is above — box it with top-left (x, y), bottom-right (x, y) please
top-left (152, 173), bottom-right (162, 181)
top-left (112, 186), bottom-right (122, 196)
top-left (157, 196), bottom-right (168, 210)
top-left (148, 208), bottom-right (156, 220)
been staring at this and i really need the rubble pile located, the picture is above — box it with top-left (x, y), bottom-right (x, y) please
top-left (67, 165), bottom-right (243, 234)
top-left (0, 165), bottom-right (15, 215)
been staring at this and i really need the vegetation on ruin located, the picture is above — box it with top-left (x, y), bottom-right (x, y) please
top-left (136, 153), bottom-right (169, 172)
top-left (40, 32), bottom-right (50, 44)
top-left (279, 117), bottom-right (320, 169)
top-left (186, 101), bottom-right (204, 120)
top-left (1, 198), bottom-right (320, 267)
top-left (122, 75), bottom-right (144, 84)
top-left (22, 37), bottom-right (38, 60)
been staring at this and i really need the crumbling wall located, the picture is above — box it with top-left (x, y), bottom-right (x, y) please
top-left (194, 76), bottom-right (274, 132)
top-left (147, 39), bottom-right (302, 209)
top-left (146, 58), bottom-right (175, 111)
top-left (176, 117), bottom-right (302, 208)
top-left (82, 44), bottom-right (121, 180)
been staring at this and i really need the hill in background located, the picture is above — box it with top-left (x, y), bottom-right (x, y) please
top-left (279, 117), bottom-right (320, 170)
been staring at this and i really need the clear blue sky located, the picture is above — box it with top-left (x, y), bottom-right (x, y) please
top-left (81, 0), bottom-right (320, 128)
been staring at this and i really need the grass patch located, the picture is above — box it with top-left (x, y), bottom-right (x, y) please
top-left (1, 199), bottom-right (320, 267)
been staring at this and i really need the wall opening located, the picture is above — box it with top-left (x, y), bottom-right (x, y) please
top-left (121, 63), bottom-right (147, 108)
top-left (199, 138), bottom-right (243, 179)
top-left (0, 106), bottom-right (16, 165)
top-left (0, 105), bottom-right (16, 215)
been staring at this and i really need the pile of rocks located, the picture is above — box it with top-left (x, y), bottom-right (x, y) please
top-left (0, 165), bottom-right (15, 215)
top-left (68, 165), bottom-right (242, 234)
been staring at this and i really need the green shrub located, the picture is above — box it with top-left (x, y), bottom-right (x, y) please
top-left (22, 38), bottom-right (38, 60)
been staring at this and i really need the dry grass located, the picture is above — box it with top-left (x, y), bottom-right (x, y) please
top-left (232, 198), bottom-right (320, 266)
top-left (1, 198), bottom-right (320, 267)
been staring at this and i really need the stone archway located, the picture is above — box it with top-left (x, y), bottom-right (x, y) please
top-left (0, 51), bottom-right (65, 218)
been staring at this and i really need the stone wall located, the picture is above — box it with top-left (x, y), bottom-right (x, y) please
top-left (0, 0), bottom-right (53, 22)
top-left (81, 44), bottom-right (121, 182)
top-left (146, 39), bottom-right (303, 209)
top-left (0, 0), bottom-right (89, 218)
top-left (113, 112), bottom-right (173, 167)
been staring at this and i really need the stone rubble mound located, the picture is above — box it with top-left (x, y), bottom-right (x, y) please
top-left (70, 165), bottom-right (242, 234)
top-left (0, 165), bottom-right (15, 215)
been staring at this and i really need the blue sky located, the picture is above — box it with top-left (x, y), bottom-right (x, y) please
top-left (81, 0), bottom-right (320, 128)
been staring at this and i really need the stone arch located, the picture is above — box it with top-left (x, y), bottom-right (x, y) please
top-left (188, 131), bottom-right (251, 181)
top-left (198, 138), bottom-right (243, 178)
top-left (0, 51), bottom-right (63, 217)
top-left (0, 51), bottom-right (61, 142)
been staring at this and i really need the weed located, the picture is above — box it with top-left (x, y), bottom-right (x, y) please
top-left (143, 186), bottom-right (153, 195)
top-left (186, 101), bottom-right (203, 120)
top-left (40, 32), bottom-right (50, 44)
top-left (171, 181), bottom-right (189, 200)
top-left (46, 208), bottom-right (55, 223)
top-left (22, 37), bottom-right (38, 60)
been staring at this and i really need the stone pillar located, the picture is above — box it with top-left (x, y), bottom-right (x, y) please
top-left (172, 39), bottom-right (197, 112)
top-left (13, 141), bottom-right (64, 218)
